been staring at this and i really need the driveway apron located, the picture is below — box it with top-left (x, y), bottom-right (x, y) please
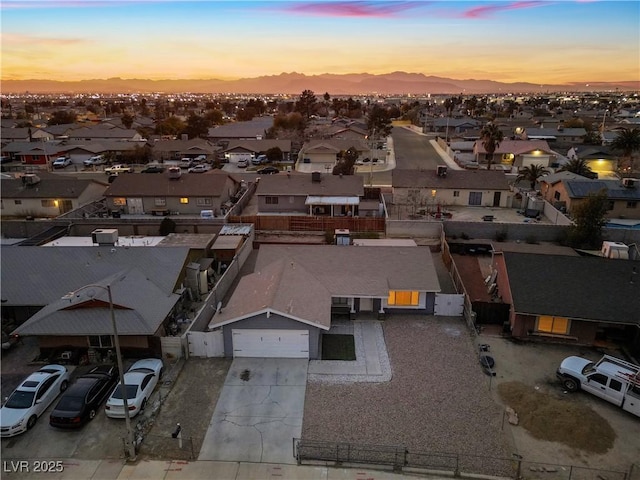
top-left (198, 358), bottom-right (308, 464)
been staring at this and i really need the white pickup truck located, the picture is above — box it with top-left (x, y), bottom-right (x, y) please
top-left (556, 354), bottom-right (640, 417)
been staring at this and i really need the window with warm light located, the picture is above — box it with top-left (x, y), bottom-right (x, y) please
top-left (180, 197), bottom-right (189, 204)
top-left (113, 197), bottom-right (126, 207)
top-left (41, 199), bottom-right (56, 207)
top-left (388, 291), bottom-right (420, 306)
top-left (536, 316), bottom-right (569, 335)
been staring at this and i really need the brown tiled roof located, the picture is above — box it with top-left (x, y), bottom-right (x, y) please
top-left (392, 169), bottom-right (510, 190)
top-left (104, 170), bottom-right (238, 197)
top-left (256, 173), bottom-right (364, 196)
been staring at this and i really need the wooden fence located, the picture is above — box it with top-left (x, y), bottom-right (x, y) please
top-left (227, 215), bottom-right (385, 233)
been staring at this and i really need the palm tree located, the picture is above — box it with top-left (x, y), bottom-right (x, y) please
top-left (558, 158), bottom-right (594, 177)
top-left (480, 122), bottom-right (504, 169)
top-left (516, 164), bottom-right (550, 189)
top-left (610, 127), bottom-right (640, 172)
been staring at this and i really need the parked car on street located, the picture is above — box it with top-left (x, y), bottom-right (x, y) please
top-left (0, 365), bottom-right (70, 437)
top-left (83, 155), bottom-right (106, 166)
top-left (257, 166), bottom-right (280, 175)
top-left (105, 358), bottom-right (163, 419)
top-left (52, 157), bottom-right (72, 169)
top-left (252, 154), bottom-right (268, 165)
top-left (104, 164), bottom-right (133, 175)
top-left (188, 164), bottom-right (211, 173)
top-left (141, 165), bottom-right (165, 173)
top-left (50, 365), bottom-right (119, 428)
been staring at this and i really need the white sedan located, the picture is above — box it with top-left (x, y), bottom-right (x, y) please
top-left (105, 358), bottom-right (163, 419)
top-left (0, 365), bottom-right (70, 437)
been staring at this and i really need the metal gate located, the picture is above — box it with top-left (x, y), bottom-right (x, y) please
top-left (187, 330), bottom-right (224, 357)
top-left (434, 294), bottom-right (465, 316)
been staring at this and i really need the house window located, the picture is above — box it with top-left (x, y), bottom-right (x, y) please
top-left (41, 200), bottom-right (56, 207)
top-left (468, 192), bottom-right (482, 206)
top-left (607, 201), bottom-right (614, 211)
top-left (627, 201), bottom-right (637, 209)
top-left (453, 191), bottom-right (460, 197)
top-left (180, 197), bottom-right (189, 204)
top-left (113, 197), bottom-right (126, 207)
top-left (88, 335), bottom-right (112, 349)
top-left (554, 191), bottom-right (561, 201)
top-left (388, 291), bottom-right (419, 306)
top-left (536, 316), bottom-right (569, 335)
top-left (154, 198), bottom-right (166, 207)
top-left (265, 196), bottom-right (279, 205)
top-left (333, 297), bottom-right (349, 305)
top-left (14, 200), bottom-right (22, 205)
top-left (196, 197), bottom-right (212, 207)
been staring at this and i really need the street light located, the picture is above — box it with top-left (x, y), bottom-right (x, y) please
top-left (64, 282), bottom-right (136, 461)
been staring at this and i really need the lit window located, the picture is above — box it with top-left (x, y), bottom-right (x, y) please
top-left (180, 197), bottom-right (189, 204)
top-left (41, 200), bottom-right (56, 207)
top-left (388, 291), bottom-right (419, 306)
top-left (113, 197), bottom-right (126, 206)
top-left (537, 316), bottom-right (569, 335)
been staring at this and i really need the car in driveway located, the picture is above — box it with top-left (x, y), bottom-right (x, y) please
top-left (252, 154), bottom-right (268, 165)
top-left (237, 159), bottom-right (249, 168)
top-left (49, 365), bottom-right (119, 428)
top-left (105, 358), bottom-right (163, 419)
top-left (104, 164), bottom-right (134, 175)
top-left (0, 365), bottom-right (70, 437)
top-left (257, 166), bottom-right (280, 175)
top-left (188, 164), bottom-right (211, 173)
top-left (83, 155), bottom-right (106, 167)
top-left (52, 156), bottom-right (72, 169)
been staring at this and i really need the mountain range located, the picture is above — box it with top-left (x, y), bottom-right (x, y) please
top-left (2, 72), bottom-right (638, 95)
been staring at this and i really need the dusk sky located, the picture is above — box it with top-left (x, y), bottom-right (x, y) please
top-left (1, 0), bottom-right (639, 85)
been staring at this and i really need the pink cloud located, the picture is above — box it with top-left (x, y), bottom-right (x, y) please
top-left (281, 1), bottom-right (425, 18)
top-left (462, 1), bottom-right (548, 19)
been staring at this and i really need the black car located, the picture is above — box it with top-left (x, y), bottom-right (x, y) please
top-left (256, 166), bottom-right (280, 175)
top-left (141, 166), bottom-right (165, 173)
top-left (49, 365), bottom-right (118, 428)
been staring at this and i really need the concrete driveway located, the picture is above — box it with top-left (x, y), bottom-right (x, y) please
top-left (198, 358), bottom-right (307, 464)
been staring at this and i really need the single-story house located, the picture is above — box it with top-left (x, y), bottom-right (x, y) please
top-left (0, 127), bottom-right (51, 144)
top-left (539, 171), bottom-right (590, 210)
top-left (524, 126), bottom-right (587, 143)
top-left (296, 139), bottom-right (369, 172)
top-left (426, 118), bottom-right (481, 137)
top-left (574, 146), bottom-right (618, 177)
top-left (1, 141), bottom-right (68, 165)
top-left (223, 139), bottom-right (292, 163)
top-left (255, 172), bottom-right (381, 217)
top-left (3, 246), bottom-right (193, 357)
top-left (207, 117), bottom-right (274, 145)
top-left (104, 170), bottom-right (241, 216)
top-left (1, 174), bottom-right (109, 217)
top-left (492, 252), bottom-right (640, 355)
top-left (473, 139), bottom-right (556, 169)
top-left (67, 127), bottom-right (144, 142)
top-left (209, 244), bottom-right (441, 359)
top-left (392, 169), bottom-right (512, 208)
top-left (545, 178), bottom-right (640, 220)
top-left (151, 138), bottom-right (218, 163)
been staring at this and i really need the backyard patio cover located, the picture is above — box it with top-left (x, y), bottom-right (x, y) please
top-left (305, 196), bottom-right (359, 205)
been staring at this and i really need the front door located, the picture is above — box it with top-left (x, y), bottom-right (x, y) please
top-left (58, 200), bottom-right (73, 215)
top-left (493, 192), bottom-right (501, 207)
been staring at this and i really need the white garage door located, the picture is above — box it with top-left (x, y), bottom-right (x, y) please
top-left (232, 329), bottom-right (309, 358)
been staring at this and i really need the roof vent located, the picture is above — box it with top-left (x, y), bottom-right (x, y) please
top-left (312, 171), bottom-right (321, 183)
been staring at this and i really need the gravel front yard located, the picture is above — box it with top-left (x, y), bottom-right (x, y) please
top-left (302, 315), bottom-right (510, 467)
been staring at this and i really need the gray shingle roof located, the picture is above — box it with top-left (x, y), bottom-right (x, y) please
top-left (104, 170), bottom-right (239, 197)
top-left (1, 178), bottom-right (105, 199)
top-left (392, 169), bottom-right (510, 190)
top-left (503, 252), bottom-right (640, 324)
top-left (224, 139), bottom-right (292, 153)
top-left (207, 117), bottom-right (274, 139)
top-left (255, 173), bottom-right (364, 196)
top-left (1, 246), bottom-right (190, 307)
top-left (13, 269), bottom-right (180, 336)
